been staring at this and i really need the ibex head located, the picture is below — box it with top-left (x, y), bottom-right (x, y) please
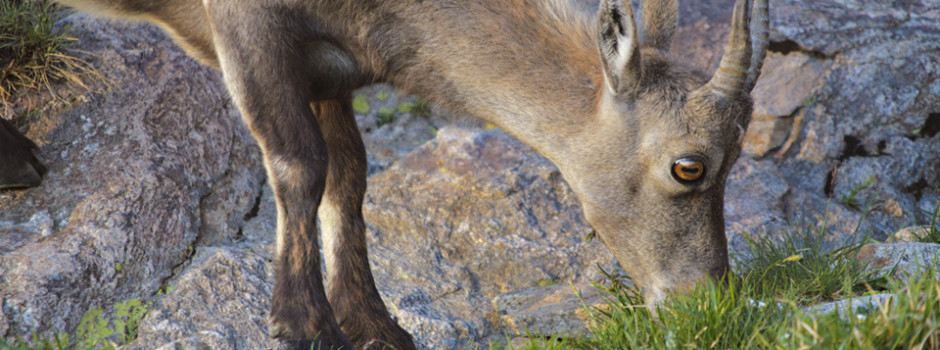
top-left (568, 0), bottom-right (768, 304)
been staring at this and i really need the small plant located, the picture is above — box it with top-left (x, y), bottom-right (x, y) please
top-left (840, 176), bottom-right (874, 209)
top-left (781, 263), bottom-right (940, 349)
top-left (918, 201), bottom-right (940, 244)
top-left (73, 297), bottom-right (153, 349)
top-left (413, 97), bottom-right (431, 117)
top-left (0, 331), bottom-right (71, 350)
top-left (734, 224), bottom-right (890, 304)
top-left (801, 94), bottom-right (818, 107)
top-left (565, 272), bottom-right (796, 350)
top-left (504, 216), bottom-right (928, 350)
top-left (377, 107), bottom-right (396, 126)
top-left (536, 278), bottom-right (559, 288)
top-left (395, 101), bottom-right (414, 114)
top-left (351, 94), bottom-right (370, 114)
top-left (0, 0), bottom-right (91, 106)
top-left (0, 296), bottom-right (156, 350)
top-left (376, 90), bottom-right (390, 100)
top-left (396, 97), bottom-right (431, 117)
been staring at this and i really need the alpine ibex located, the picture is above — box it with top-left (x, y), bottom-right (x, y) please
top-left (2, 0), bottom-right (769, 348)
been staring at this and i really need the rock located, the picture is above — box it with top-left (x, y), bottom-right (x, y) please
top-left (677, 0), bottom-right (940, 241)
top-left (891, 225), bottom-right (935, 243)
top-left (0, 211), bottom-right (54, 254)
top-left (0, 14), bottom-right (264, 339)
top-left (745, 52), bottom-right (829, 156)
top-left (769, 0), bottom-right (940, 57)
top-left (155, 337), bottom-right (212, 350)
top-left (237, 186), bottom-right (279, 261)
top-left (493, 282), bottom-right (616, 340)
top-left (723, 155), bottom-right (884, 252)
top-left (857, 242), bottom-right (940, 279)
top-left (363, 126), bottom-right (618, 348)
top-left (769, 0), bottom-right (940, 177)
top-left (661, 0), bottom-right (940, 242)
top-left (918, 193), bottom-right (940, 224)
top-left (672, 0), bottom-right (736, 72)
top-left (782, 188), bottom-right (886, 245)
top-left (353, 84), bottom-right (446, 175)
top-left (752, 52), bottom-right (829, 120)
top-left (723, 156), bottom-right (791, 253)
top-left (124, 248), bottom-right (286, 350)
top-left (830, 136), bottom-right (940, 232)
top-left (803, 293), bottom-right (896, 320)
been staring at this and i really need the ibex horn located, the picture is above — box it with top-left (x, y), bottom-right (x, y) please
top-left (745, 0), bottom-right (769, 93)
top-left (702, 0), bottom-right (754, 99)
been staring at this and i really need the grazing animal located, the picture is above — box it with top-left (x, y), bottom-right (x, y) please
top-left (2, 0), bottom-right (769, 348)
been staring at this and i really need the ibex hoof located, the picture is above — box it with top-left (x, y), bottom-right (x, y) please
top-left (0, 162), bottom-right (46, 190)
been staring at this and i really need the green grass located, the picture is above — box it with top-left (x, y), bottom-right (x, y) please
top-left (781, 268), bottom-right (940, 349)
top-left (1, 296), bottom-right (156, 350)
top-left (840, 177), bottom-right (874, 209)
top-left (0, 0), bottom-right (90, 107)
top-left (508, 223), bottom-right (939, 350)
top-left (734, 225), bottom-right (890, 305)
top-left (917, 202), bottom-right (940, 244)
top-left (396, 97), bottom-right (431, 117)
top-left (377, 107), bottom-right (396, 126)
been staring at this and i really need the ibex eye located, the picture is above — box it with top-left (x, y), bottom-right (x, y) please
top-left (671, 157), bottom-right (706, 183)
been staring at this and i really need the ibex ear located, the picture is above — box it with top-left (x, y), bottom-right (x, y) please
top-left (597, 0), bottom-right (641, 95)
top-left (640, 0), bottom-right (678, 51)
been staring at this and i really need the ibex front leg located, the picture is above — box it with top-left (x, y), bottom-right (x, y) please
top-left (206, 3), bottom-right (353, 349)
top-left (315, 97), bottom-right (417, 350)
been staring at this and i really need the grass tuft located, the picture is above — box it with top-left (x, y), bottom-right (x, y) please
top-left (562, 273), bottom-right (796, 350)
top-left (1, 295), bottom-right (157, 350)
top-left (782, 264), bottom-right (940, 349)
top-left (0, 0), bottom-right (91, 108)
top-left (506, 221), bottom-right (939, 350)
top-left (918, 202), bottom-right (940, 244)
top-left (733, 224), bottom-right (890, 304)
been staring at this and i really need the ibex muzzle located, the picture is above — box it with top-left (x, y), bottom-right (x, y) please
top-left (17, 0), bottom-right (768, 348)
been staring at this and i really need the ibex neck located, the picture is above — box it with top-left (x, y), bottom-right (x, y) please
top-left (368, 0), bottom-right (606, 161)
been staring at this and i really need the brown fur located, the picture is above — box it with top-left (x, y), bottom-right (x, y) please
top-left (4, 0), bottom-right (768, 348)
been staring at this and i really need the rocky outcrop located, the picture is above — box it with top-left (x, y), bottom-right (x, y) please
top-left (493, 282), bottom-right (614, 340)
top-left (363, 126), bottom-right (617, 348)
top-left (677, 0), bottom-right (939, 243)
top-left (857, 242), bottom-right (940, 279)
top-left (123, 248), bottom-right (286, 350)
top-left (495, 238), bottom-right (940, 341)
top-left (762, 0), bottom-right (939, 234)
top-left (0, 14), bottom-right (264, 340)
top-left (2, 0), bottom-right (939, 349)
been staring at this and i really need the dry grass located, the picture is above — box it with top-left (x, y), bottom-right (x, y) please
top-left (0, 0), bottom-right (92, 110)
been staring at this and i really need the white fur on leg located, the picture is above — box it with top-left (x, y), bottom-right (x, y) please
top-left (317, 195), bottom-right (343, 286)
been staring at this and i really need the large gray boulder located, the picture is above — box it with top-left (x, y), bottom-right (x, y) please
top-left (363, 126), bottom-right (617, 348)
top-left (678, 0), bottom-right (940, 241)
top-left (123, 247), bottom-right (285, 350)
top-left (0, 14), bottom-right (264, 340)
top-left (769, 0), bottom-right (940, 233)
